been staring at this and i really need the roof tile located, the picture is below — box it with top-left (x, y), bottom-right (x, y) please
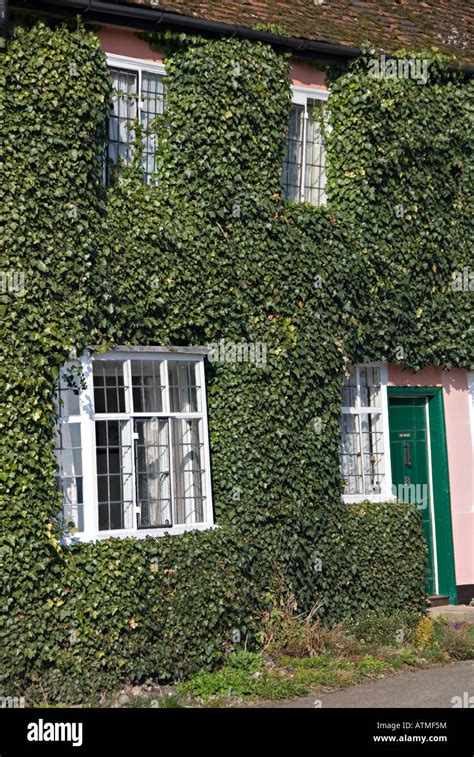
top-left (108, 0), bottom-right (473, 66)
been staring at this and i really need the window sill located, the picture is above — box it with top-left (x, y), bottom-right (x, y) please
top-left (342, 494), bottom-right (397, 505)
top-left (61, 522), bottom-right (217, 545)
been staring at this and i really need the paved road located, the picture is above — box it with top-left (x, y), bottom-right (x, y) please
top-left (252, 661), bottom-right (474, 708)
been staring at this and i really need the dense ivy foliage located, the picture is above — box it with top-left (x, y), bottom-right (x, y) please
top-left (0, 23), bottom-right (111, 700)
top-left (326, 51), bottom-right (473, 368)
top-left (1, 21), bottom-right (470, 701)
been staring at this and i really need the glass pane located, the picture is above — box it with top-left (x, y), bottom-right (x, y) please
top-left (140, 72), bottom-right (165, 184)
top-left (340, 413), bottom-right (363, 495)
top-left (342, 367), bottom-right (357, 408)
top-left (54, 421), bottom-right (84, 532)
top-left (107, 68), bottom-right (138, 178)
top-left (135, 418), bottom-right (172, 528)
top-left (282, 104), bottom-right (304, 202)
top-left (93, 360), bottom-right (126, 414)
top-left (305, 99), bottom-right (326, 206)
top-left (172, 418), bottom-right (205, 525)
top-left (168, 361), bottom-right (200, 413)
top-left (55, 365), bottom-right (82, 417)
top-left (131, 360), bottom-right (164, 412)
top-left (360, 366), bottom-right (382, 408)
top-left (360, 412), bottom-right (385, 495)
top-left (96, 419), bottom-right (133, 530)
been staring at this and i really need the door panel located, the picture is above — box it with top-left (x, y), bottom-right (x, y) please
top-left (388, 396), bottom-right (434, 594)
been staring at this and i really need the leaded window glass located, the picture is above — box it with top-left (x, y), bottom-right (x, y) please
top-left (54, 351), bottom-right (212, 538)
top-left (107, 67), bottom-right (165, 184)
top-left (283, 96), bottom-right (327, 205)
top-left (340, 366), bottom-right (386, 497)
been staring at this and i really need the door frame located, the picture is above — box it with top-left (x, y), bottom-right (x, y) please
top-left (387, 386), bottom-right (457, 603)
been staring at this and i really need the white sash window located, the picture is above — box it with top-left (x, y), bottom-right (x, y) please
top-left (282, 88), bottom-right (328, 206)
top-left (106, 54), bottom-right (166, 185)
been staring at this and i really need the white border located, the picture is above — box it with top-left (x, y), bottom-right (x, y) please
top-left (291, 86), bottom-right (329, 105)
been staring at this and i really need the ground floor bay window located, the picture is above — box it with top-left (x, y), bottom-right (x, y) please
top-left (54, 348), bottom-right (213, 540)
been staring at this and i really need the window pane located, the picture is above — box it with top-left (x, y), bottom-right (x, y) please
top-left (135, 418), bottom-right (172, 528)
top-left (172, 418), bottom-right (205, 524)
top-left (340, 413), bottom-right (363, 495)
top-left (305, 99), bottom-right (326, 205)
top-left (96, 420), bottom-right (133, 530)
top-left (282, 104), bottom-right (304, 202)
top-left (140, 72), bottom-right (165, 184)
top-left (168, 361), bottom-right (200, 412)
top-left (342, 366), bottom-right (358, 408)
top-left (360, 412), bottom-right (385, 495)
top-left (107, 68), bottom-right (138, 178)
top-left (131, 360), bottom-right (164, 412)
top-left (55, 422), bottom-right (84, 532)
top-left (360, 366), bottom-right (382, 408)
top-left (55, 365), bottom-right (81, 417)
top-left (93, 360), bottom-right (126, 414)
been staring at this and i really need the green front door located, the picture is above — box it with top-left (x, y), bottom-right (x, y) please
top-left (388, 396), bottom-right (434, 594)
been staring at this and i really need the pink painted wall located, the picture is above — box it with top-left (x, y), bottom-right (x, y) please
top-left (97, 26), bottom-right (165, 62)
top-left (389, 365), bottom-right (474, 588)
top-left (441, 369), bottom-right (474, 587)
top-left (96, 26), bottom-right (327, 88)
top-left (388, 365), bottom-right (443, 387)
top-left (290, 62), bottom-right (327, 89)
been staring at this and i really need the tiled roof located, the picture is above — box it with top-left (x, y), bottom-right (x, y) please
top-left (109, 0), bottom-right (474, 67)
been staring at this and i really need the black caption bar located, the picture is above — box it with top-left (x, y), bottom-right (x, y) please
top-left (0, 708), bottom-right (472, 755)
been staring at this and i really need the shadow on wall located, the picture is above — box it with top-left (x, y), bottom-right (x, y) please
top-left (388, 364), bottom-right (470, 396)
top-left (441, 368), bottom-right (469, 396)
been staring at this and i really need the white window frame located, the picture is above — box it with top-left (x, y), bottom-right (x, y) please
top-left (106, 52), bottom-right (167, 83)
top-left (341, 362), bottom-right (394, 504)
top-left (105, 53), bottom-right (167, 182)
top-left (55, 370), bottom-right (84, 534)
top-left (284, 86), bottom-right (329, 205)
top-left (57, 347), bottom-right (214, 543)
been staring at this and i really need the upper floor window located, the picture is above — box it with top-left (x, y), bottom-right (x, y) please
top-left (54, 348), bottom-right (213, 541)
top-left (282, 88), bottom-right (328, 206)
top-left (340, 364), bottom-right (392, 502)
top-left (106, 54), bottom-right (166, 184)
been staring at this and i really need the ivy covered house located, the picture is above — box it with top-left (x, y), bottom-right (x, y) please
top-left (1, 0), bottom-right (473, 698)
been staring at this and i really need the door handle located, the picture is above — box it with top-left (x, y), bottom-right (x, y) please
top-left (404, 440), bottom-right (412, 468)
